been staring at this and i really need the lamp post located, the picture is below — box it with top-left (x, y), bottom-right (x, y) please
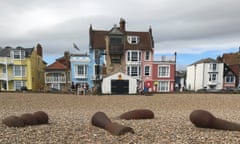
top-left (174, 51), bottom-right (177, 92)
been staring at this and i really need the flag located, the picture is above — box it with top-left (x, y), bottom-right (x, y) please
top-left (73, 43), bottom-right (80, 51)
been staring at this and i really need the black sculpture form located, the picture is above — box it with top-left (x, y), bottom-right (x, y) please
top-left (33, 111), bottom-right (49, 124)
top-left (2, 115), bottom-right (25, 127)
top-left (119, 109), bottom-right (155, 120)
top-left (2, 111), bottom-right (49, 127)
top-left (20, 113), bottom-right (38, 125)
top-left (190, 109), bottom-right (240, 131)
top-left (91, 112), bottom-right (134, 135)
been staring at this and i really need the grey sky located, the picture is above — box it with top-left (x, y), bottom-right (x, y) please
top-left (1, 0), bottom-right (240, 59)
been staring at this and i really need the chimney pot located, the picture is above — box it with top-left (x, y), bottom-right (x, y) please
top-left (119, 18), bottom-right (126, 31)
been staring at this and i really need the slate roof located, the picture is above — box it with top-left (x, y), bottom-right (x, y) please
top-left (0, 47), bottom-right (34, 57)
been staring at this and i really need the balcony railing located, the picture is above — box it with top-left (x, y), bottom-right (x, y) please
top-left (0, 57), bottom-right (13, 65)
top-left (0, 73), bottom-right (14, 81)
top-left (159, 56), bottom-right (176, 62)
top-left (45, 76), bottom-right (66, 83)
top-left (72, 74), bottom-right (88, 79)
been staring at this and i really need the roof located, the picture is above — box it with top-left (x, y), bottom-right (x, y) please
top-left (90, 30), bottom-right (108, 49)
top-left (222, 52), bottom-right (240, 65)
top-left (0, 47), bottom-right (12, 57)
top-left (0, 47), bottom-right (33, 57)
top-left (45, 61), bottom-right (67, 70)
top-left (125, 31), bottom-right (153, 50)
top-left (89, 20), bottom-right (154, 50)
top-left (190, 57), bottom-right (218, 65)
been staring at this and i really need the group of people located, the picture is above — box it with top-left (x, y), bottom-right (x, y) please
top-left (71, 82), bottom-right (89, 95)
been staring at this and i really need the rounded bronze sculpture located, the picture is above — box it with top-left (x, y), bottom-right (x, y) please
top-left (91, 112), bottom-right (134, 136)
top-left (33, 111), bottom-right (49, 124)
top-left (119, 109), bottom-right (154, 120)
top-left (2, 115), bottom-right (25, 127)
top-left (20, 113), bottom-right (38, 126)
top-left (190, 109), bottom-right (240, 131)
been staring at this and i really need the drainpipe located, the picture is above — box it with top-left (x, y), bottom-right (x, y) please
top-left (5, 58), bottom-right (9, 91)
top-left (174, 52), bottom-right (177, 92)
top-left (194, 64), bottom-right (196, 91)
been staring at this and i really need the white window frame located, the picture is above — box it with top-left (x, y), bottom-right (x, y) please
top-left (2, 67), bottom-right (6, 73)
top-left (145, 51), bottom-right (151, 61)
top-left (127, 36), bottom-right (140, 44)
top-left (13, 65), bottom-right (26, 77)
top-left (144, 65), bottom-right (151, 76)
top-left (158, 81), bottom-right (170, 92)
top-left (158, 65), bottom-right (170, 78)
top-left (127, 65), bottom-right (141, 77)
top-left (209, 73), bottom-right (217, 82)
top-left (209, 63), bottom-right (217, 72)
top-left (75, 64), bottom-right (88, 77)
top-left (126, 50), bottom-right (141, 62)
top-left (225, 75), bottom-right (235, 83)
top-left (13, 50), bottom-right (25, 60)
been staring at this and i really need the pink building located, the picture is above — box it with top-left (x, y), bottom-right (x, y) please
top-left (89, 18), bottom-right (176, 94)
top-left (151, 55), bottom-right (176, 92)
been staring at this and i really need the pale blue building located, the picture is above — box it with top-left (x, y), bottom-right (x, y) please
top-left (70, 54), bottom-right (93, 89)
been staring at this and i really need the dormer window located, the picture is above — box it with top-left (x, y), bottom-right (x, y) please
top-left (12, 50), bottom-right (25, 59)
top-left (127, 36), bottom-right (140, 44)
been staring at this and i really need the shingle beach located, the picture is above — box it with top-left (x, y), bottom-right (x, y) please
top-left (1, 92), bottom-right (240, 144)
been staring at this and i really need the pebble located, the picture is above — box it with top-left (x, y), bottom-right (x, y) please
top-left (1, 93), bottom-right (240, 143)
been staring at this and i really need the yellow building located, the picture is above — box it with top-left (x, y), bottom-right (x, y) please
top-left (0, 44), bottom-right (46, 91)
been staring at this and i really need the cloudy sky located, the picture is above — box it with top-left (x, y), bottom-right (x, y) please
top-left (1, 0), bottom-right (240, 69)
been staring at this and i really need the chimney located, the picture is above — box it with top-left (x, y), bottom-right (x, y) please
top-left (64, 51), bottom-right (70, 69)
top-left (119, 18), bottom-right (126, 31)
top-left (64, 51), bottom-right (70, 59)
top-left (36, 43), bottom-right (42, 57)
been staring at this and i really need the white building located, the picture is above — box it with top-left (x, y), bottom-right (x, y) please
top-left (186, 58), bottom-right (224, 91)
top-left (101, 72), bottom-right (137, 94)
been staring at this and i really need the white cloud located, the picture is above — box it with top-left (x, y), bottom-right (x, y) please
top-left (0, 0), bottom-right (240, 63)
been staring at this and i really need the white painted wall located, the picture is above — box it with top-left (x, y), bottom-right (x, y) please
top-left (102, 72), bottom-right (137, 94)
top-left (186, 65), bottom-right (195, 91)
top-left (186, 62), bottom-right (224, 91)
